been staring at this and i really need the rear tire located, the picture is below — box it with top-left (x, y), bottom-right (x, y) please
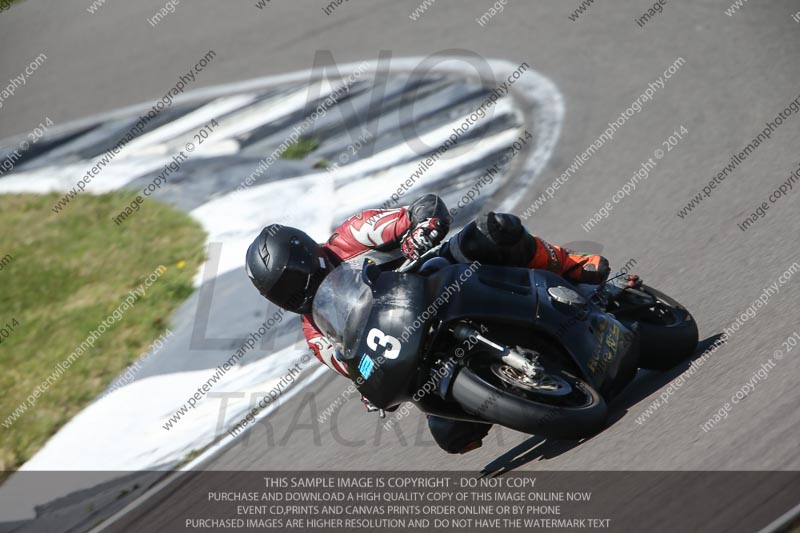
top-left (451, 354), bottom-right (607, 439)
top-left (627, 285), bottom-right (699, 370)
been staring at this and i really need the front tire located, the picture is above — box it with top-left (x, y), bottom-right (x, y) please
top-left (451, 354), bottom-right (607, 439)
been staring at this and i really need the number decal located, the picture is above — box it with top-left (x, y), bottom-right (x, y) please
top-left (366, 328), bottom-right (402, 359)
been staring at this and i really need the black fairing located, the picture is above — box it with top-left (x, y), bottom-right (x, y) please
top-left (341, 263), bottom-right (639, 410)
top-left (420, 265), bottom-right (638, 396)
top-left (340, 271), bottom-right (430, 409)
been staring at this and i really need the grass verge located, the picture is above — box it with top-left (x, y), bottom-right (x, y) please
top-left (279, 137), bottom-right (320, 159)
top-left (0, 0), bottom-right (24, 12)
top-left (0, 192), bottom-right (206, 478)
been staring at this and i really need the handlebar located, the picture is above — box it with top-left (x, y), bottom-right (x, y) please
top-left (396, 244), bottom-right (444, 273)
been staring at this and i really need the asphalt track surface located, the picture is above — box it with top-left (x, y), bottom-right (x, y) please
top-left (2, 0), bottom-right (800, 531)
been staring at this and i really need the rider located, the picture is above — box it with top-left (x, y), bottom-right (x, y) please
top-left (245, 194), bottom-right (610, 454)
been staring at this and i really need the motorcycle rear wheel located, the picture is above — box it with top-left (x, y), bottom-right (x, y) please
top-left (621, 285), bottom-right (699, 370)
top-left (451, 352), bottom-right (607, 439)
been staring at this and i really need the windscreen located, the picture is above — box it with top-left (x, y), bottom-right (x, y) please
top-left (311, 263), bottom-right (372, 349)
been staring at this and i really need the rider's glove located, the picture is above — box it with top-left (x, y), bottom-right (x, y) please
top-left (401, 218), bottom-right (448, 260)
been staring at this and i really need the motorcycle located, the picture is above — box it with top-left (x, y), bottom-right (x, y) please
top-left (311, 249), bottom-right (699, 439)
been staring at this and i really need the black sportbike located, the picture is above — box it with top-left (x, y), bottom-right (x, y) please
top-left (312, 251), bottom-right (698, 439)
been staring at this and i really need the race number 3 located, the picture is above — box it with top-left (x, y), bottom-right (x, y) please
top-left (366, 328), bottom-right (401, 359)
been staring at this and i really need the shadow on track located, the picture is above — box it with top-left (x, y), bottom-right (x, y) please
top-left (606, 333), bottom-right (725, 425)
top-left (479, 333), bottom-right (724, 476)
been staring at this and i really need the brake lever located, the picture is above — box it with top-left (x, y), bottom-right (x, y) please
top-left (397, 243), bottom-right (443, 273)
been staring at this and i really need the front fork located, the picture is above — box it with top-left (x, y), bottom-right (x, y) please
top-left (451, 323), bottom-right (544, 382)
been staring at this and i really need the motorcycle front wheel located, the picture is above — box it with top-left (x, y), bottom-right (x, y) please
top-left (451, 351), bottom-right (607, 439)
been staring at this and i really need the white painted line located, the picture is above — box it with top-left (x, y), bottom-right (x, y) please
top-left (757, 499), bottom-right (800, 533)
top-left (87, 365), bottom-right (330, 533)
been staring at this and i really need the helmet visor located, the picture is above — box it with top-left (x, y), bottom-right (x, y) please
top-left (271, 249), bottom-right (328, 313)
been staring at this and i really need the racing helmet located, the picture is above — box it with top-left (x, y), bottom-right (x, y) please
top-left (245, 224), bottom-right (330, 314)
